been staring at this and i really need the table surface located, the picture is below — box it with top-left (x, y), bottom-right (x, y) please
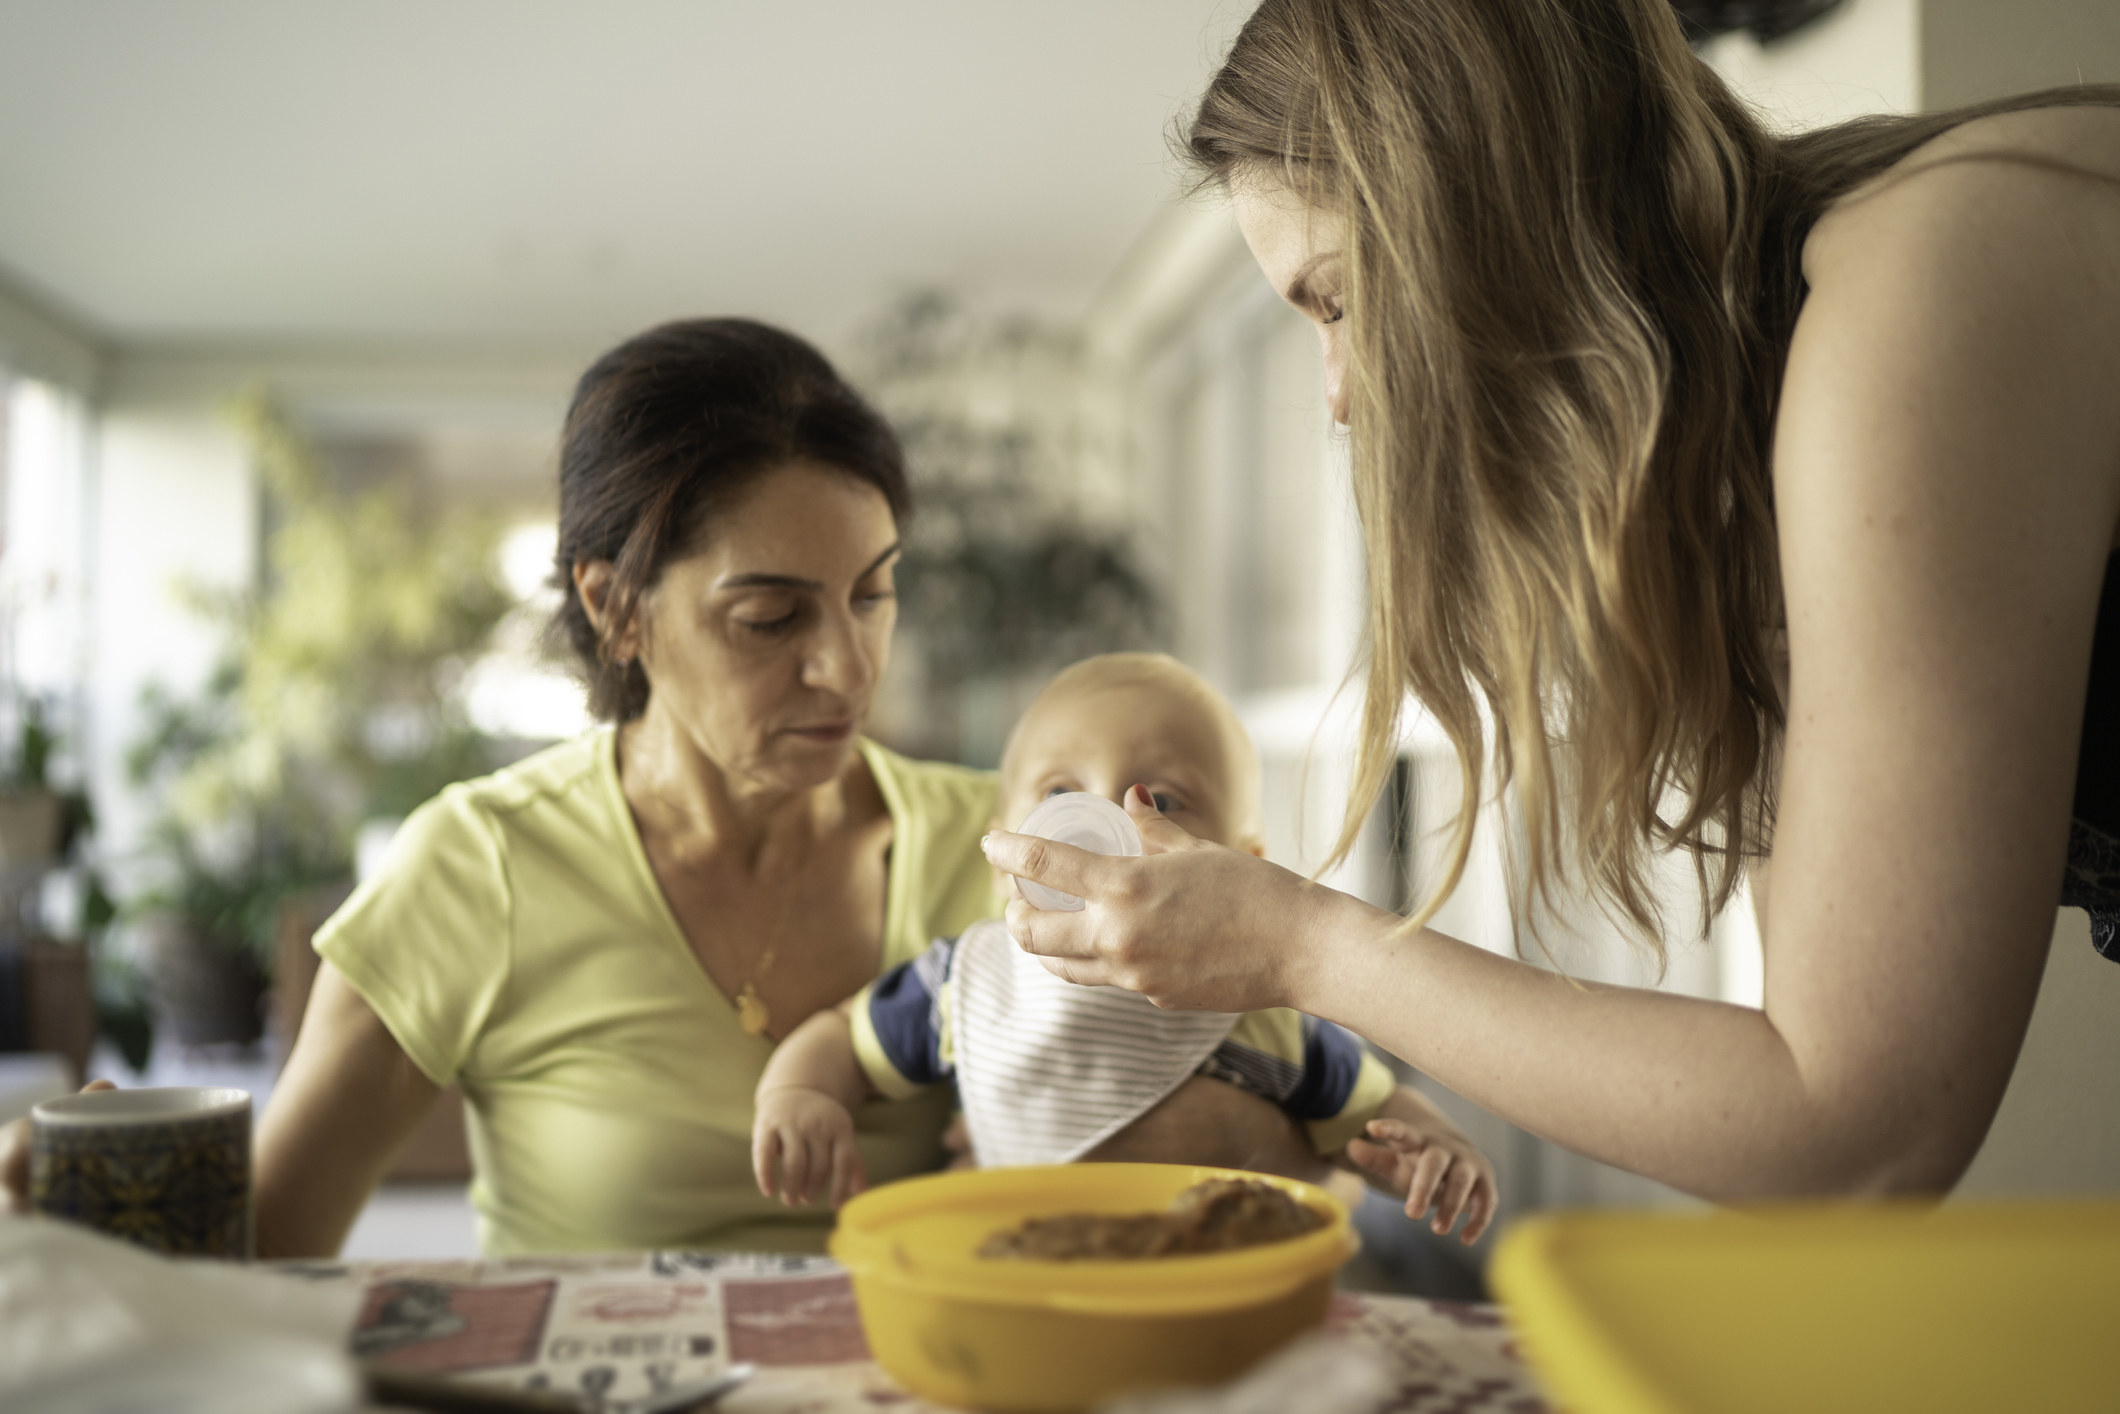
top-left (276, 1250), bottom-right (1551, 1414)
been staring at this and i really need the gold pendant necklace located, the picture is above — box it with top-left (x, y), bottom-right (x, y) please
top-left (631, 725), bottom-right (799, 1040)
top-left (732, 897), bottom-right (792, 1038)
top-left (735, 982), bottom-right (772, 1036)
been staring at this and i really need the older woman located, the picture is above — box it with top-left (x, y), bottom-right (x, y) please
top-left (257, 318), bottom-right (1002, 1256)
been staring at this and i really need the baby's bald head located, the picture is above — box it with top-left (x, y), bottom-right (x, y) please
top-left (998, 653), bottom-right (1262, 853)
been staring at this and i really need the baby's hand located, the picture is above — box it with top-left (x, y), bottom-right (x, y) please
top-left (1344, 1116), bottom-right (1498, 1244)
top-left (753, 1085), bottom-right (867, 1208)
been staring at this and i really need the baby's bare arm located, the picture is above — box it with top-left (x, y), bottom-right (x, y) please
top-left (753, 1001), bottom-right (880, 1207)
top-left (756, 1001), bottom-right (874, 1108)
top-left (1364, 1083), bottom-right (1475, 1148)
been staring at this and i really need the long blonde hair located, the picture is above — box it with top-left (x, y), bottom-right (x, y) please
top-left (1188, 0), bottom-right (2120, 953)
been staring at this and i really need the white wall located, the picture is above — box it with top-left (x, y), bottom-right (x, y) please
top-left (1701, 0), bottom-right (1920, 127)
top-left (88, 407), bottom-right (256, 872)
top-left (1701, 0), bottom-right (2120, 124)
top-left (1923, 0), bottom-right (2120, 110)
top-left (103, 344), bottom-right (581, 439)
top-left (3, 378), bottom-right (94, 706)
top-left (1960, 912), bottom-right (2120, 1198)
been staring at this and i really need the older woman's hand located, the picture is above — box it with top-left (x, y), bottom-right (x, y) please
top-left (982, 786), bottom-right (1361, 1015)
top-left (2, 1078), bottom-right (116, 1213)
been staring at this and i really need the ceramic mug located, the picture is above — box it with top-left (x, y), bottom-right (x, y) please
top-left (30, 1086), bottom-right (253, 1259)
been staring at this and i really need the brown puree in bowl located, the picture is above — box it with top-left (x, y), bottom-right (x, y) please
top-left (977, 1178), bottom-right (1326, 1261)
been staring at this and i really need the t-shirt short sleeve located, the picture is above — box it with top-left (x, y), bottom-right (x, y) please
top-left (1209, 1009), bottom-right (1398, 1155)
top-left (849, 936), bottom-right (959, 1099)
top-left (312, 784), bottom-right (513, 1087)
top-left (1303, 1043), bottom-right (1397, 1155)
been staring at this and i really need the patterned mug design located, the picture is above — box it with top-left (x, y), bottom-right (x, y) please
top-left (31, 1087), bottom-right (252, 1259)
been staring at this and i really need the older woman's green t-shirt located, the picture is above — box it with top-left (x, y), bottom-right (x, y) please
top-left (315, 730), bottom-right (1000, 1255)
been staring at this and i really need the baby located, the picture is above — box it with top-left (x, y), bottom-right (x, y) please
top-left (751, 652), bottom-right (1498, 1241)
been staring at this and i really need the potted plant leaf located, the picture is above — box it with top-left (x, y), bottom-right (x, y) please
top-left (0, 697), bottom-right (66, 867)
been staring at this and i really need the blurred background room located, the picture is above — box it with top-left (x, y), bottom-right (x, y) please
top-left (1, 0), bottom-right (2115, 1282)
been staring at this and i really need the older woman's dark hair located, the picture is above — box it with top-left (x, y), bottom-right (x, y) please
top-left (555, 317), bottom-right (911, 721)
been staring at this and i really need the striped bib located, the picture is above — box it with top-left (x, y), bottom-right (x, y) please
top-left (948, 918), bottom-right (1241, 1167)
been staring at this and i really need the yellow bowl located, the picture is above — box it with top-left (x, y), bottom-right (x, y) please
top-left (829, 1163), bottom-right (1357, 1413)
top-left (1492, 1198), bottom-right (2120, 1414)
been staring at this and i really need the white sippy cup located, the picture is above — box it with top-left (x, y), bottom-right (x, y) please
top-left (1010, 791), bottom-right (1143, 912)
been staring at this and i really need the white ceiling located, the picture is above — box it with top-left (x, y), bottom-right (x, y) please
top-left (0, 0), bottom-right (1244, 350)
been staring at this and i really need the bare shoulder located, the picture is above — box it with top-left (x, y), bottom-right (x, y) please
top-left (1807, 105), bottom-right (2120, 280)
top-left (1902, 103), bottom-right (2120, 178)
top-left (1789, 104), bottom-right (2120, 533)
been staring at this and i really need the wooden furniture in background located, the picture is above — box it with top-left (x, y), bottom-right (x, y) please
top-left (24, 940), bottom-right (94, 1084)
top-left (0, 791), bottom-right (95, 1084)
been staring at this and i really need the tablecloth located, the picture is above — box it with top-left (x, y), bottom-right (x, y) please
top-left (276, 1251), bottom-right (1550, 1413)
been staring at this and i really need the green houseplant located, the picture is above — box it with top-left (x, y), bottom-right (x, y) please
top-left (126, 396), bottom-right (513, 1049)
top-left (0, 697), bottom-right (68, 865)
top-left (855, 293), bottom-right (1161, 766)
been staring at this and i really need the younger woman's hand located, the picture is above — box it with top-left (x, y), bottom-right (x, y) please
top-left (1344, 1115), bottom-right (1499, 1244)
top-left (1, 1078), bottom-right (115, 1214)
top-left (982, 785), bottom-right (1365, 1015)
top-left (752, 1085), bottom-right (866, 1209)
